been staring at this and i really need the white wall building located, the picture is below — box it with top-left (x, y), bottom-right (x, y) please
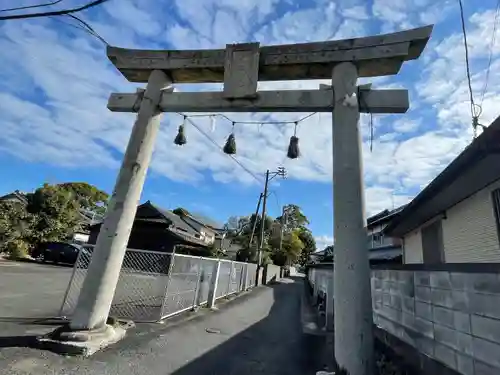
top-left (385, 115), bottom-right (500, 264)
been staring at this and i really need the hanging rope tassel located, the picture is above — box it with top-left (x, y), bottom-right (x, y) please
top-left (223, 122), bottom-right (237, 155)
top-left (174, 116), bottom-right (187, 145)
top-left (287, 122), bottom-right (300, 159)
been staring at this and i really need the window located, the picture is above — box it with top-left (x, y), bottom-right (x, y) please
top-left (369, 232), bottom-right (384, 248)
top-left (421, 219), bottom-right (444, 264)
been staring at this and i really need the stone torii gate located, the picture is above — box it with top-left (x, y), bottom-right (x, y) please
top-left (70, 26), bottom-right (432, 374)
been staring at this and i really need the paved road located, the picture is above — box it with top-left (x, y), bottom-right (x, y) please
top-left (0, 260), bottom-right (244, 324)
top-left (0, 261), bottom-right (73, 339)
top-left (0, 278), bottom-right (325, 375)
top-left (0, 261), bottom-right (72, 319)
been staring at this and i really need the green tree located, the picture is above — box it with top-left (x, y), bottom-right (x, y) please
top-left (0, 201), bottom-right (34, 257)
top-left (273, 203), bottom-right (315, 266)
top-left (297, 228), bottom-right (316, 266)
top-left (25, 184), bottom-right (82, 245)
top-left (276, 204), bottom-right (309, 230)
top-left (58, 182), bottom-right (109, 214)
top-left (0, 182), bottom-right (108, 258)
top-left (228, 213), bottom-right (274, 263)
top-left (269, 229), bottom-right (304, 266)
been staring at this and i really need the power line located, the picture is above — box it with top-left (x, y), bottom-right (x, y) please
top-left (268, 190), bottom-right (282, 213)
top-left (0, 0), bottom-right (63, 13)
top-left (0, 0), bottom-right (109, 21)
top-left (183, 116), bottom-right (264, 184)
top-left (184, 112), bottom-right (317, 126)
top-left (457, 0), bottom-right (482, 138)
top-left (480, 0), bottom-right (500, 107)
top-left (66, 14), bottom-right (108, 45)
top-left (182, 115), bottom-right (288, 216)
top-left (49, 14), bottom-right (108, 45)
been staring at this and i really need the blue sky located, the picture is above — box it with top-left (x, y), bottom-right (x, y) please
top-left (1, 0), bottom-right (500, 250)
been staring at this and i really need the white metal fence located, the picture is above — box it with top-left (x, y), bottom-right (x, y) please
top-left (59, 247), bottom-right (258, 322)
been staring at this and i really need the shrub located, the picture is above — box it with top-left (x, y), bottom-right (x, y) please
top-left (5, 239), bottom-right (30, 260)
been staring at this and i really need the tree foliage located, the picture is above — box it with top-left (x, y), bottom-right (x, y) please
top-left (0, 182), bottom-right (108, 258)
top-left (58, 182), bottom-right (109, 213)
top-left (297, 229), bottom-right (316, 266)
top-left (25, 184), bottom-right (82, 245)
top-left (269, 229), bottom-right (304, 266)
top-left (0, 201), bottom-right (33, 256)
top-left (276, 204), bottom-right (309, 230)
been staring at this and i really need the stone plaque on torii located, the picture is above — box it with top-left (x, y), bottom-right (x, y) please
top-left (70, 26), bottom-right (432, 375)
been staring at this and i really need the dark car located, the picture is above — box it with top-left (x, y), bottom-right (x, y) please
top-left (35, 242), bottom-right (88, 265)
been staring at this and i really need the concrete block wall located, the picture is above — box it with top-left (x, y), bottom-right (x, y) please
top-left (372, 269), bottom-right (500, 375)
top-left (263, 264), bottom-right (281, 284)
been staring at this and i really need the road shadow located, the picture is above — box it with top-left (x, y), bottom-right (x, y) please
top-left (170, 279), bottom-right (329, 375)
top-left (0, 317), bottom-right (66, 349)
top-left (0, 335), bottom-right (38, 348)
top-left (0, 317), bottom-right (66, 325)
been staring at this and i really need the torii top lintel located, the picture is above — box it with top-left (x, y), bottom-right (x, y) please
top-left (107, 25), bottom-right (433, 84)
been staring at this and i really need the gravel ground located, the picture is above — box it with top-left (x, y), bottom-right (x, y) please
top-left (1, 278), bottom-right (325, 375)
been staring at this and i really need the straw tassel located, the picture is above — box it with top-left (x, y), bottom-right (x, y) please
top-left (223, 122), bottom-right (237, 155)
top-left (287, 122), bottom-right (300, 159)
top-left (174, 116), bottom-right (187, 145)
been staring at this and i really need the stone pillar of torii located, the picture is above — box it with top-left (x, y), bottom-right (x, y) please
top-left (69, 26), bottom-right (432, 375)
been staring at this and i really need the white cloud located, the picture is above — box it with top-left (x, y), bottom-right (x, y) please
top-left (315, 235), bottom-right (334, 250)
top-left (342, 5), bottom-right (371, 20)
top-left (372, 0), bottom-right (452, 33)
top-left (392, 118), bottom-right (422, 133)
top-left (102, 0), bottom-right (161, 38)
top-left (372, 0), bottom-right (408, 24)
top-left (1, 1), bottom-right (500, 239)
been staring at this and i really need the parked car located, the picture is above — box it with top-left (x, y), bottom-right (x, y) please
top-left (34, 242), bottom-right (90, 265)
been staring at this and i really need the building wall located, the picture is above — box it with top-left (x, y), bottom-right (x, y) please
top-left (368, 223), bottom-right (386, 236)
top-left (88, 222), bottom-right (178, 252)
top-left (180, 216), bottom-right (216, 245)
top-left (368, 222), bottom-right (402, 250)
top-left (402, 180), bottom-right (500, 264)
top-left (403, 230), bottom-right (423, 264)
top-left (371, 268), bottom-right (500, 375)
top-left (442, 180), bottom-right (500, 263)
top-left (307, 265), bottom-right (500, 375)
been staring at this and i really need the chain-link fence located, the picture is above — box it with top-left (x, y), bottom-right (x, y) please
top-left (59, 247), bottom-right (258, 322)
top-left (160, 254), bottom-right (215, 319)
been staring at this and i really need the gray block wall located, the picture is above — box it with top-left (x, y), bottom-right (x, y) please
top-left (371, 269), bottom-right (500, 375)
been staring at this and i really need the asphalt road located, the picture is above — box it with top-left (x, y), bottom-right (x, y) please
top-left (0, 261), bottom-right (72, 319)
top-left (0, 260), bottom-right (245, 325)
top-left (0, 277), bottom-right (324, 375)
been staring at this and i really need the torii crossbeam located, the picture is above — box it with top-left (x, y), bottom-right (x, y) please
top-left (69, 25), bottom-right (433, 375)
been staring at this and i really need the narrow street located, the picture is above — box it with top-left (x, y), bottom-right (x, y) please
top-left (1, 278), bottom-right (325, 375)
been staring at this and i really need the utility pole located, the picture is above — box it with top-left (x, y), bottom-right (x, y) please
top-left (257, 167), bottom-right (286, 266)
top-left (279, 205), bottom-right (286, 253)
top-left (248, 193), bottom-right (263, 260)
top-left (258, 170), bottom-right (270, 266)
